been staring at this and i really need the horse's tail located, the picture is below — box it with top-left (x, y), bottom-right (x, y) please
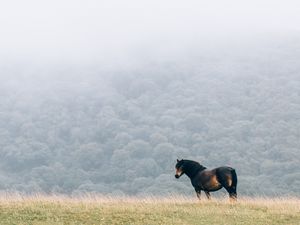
top-left (230, 168), bottom-right (238, 200)
top-left (231, 168), bottom-right (238, 189)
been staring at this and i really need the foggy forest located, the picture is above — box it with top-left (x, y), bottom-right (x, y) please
top-left (0, 1), bottom-right (299, 198)
top-left (1, 35), bottom-right (299, 197)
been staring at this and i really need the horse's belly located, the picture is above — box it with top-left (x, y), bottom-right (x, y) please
top-left (206, 184), bottom-right (222, 191)
top-left (203, 175), bottom-right (222, 191)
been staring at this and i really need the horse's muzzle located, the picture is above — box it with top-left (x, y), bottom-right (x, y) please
top-left (175, 174), bottom-right (180, 179)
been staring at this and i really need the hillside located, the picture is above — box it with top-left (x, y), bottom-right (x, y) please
top-left (0, 195), bottom-right (299, 225)
top-left (0, 36), bottom-right (300, 196)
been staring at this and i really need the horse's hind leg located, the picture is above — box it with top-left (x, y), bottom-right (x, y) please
top-left (225, 186), bottom-right (237, 201)
top-left (229, 186), bottom-right (237, 201)
top-left (222, 183), bottom-right (237, 201)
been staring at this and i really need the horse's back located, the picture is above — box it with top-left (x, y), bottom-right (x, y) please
top-left (216, 166), bottom-right (235, 173)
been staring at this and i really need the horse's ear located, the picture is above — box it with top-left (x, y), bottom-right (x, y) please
top-left (177, 159), bottom-right (179, 162)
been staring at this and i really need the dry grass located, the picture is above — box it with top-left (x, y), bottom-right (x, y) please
top-left (0, 194), bottom-right (299, 225)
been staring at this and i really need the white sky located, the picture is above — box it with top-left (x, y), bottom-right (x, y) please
top-left (0, 0), bottom-right (300, 65)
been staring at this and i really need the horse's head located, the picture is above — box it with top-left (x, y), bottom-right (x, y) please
top-left (175, 159), bottom-right (185, 178)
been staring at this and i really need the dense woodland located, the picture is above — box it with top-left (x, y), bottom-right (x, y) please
top-left (0, 37), bottom-right (299, 197)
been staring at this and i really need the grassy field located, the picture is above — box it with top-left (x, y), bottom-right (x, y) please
top-left (0, 195), bottom-right (299, 225)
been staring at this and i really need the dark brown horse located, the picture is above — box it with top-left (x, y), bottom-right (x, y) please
top-left (175, 159), bottom-right (237, 200)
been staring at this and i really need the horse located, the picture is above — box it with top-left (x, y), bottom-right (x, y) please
top-left (175, 159), bottom-right (237, 201)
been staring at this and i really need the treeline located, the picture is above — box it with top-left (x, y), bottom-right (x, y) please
top-left (0, 39), bottom-right (299, 196)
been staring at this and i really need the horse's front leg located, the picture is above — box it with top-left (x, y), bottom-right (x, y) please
top-left (195, 189), bottom-right (201, 200)
top-left (205, 191), bottom-right (211, 200)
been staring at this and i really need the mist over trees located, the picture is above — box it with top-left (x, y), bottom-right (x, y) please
top-left (0, 37), bottom-right (299, 197)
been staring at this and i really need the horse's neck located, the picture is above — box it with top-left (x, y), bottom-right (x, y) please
top-left (185, 164), bottom-right (206, 179)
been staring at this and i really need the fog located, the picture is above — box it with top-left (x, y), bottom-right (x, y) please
top-left (0, 1), bottom-right (299, 196)
top-left (1, 0), bottom-right (300, 66)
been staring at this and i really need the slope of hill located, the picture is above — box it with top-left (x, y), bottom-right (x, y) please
top-left (0, 195), bottom-right (299, 225)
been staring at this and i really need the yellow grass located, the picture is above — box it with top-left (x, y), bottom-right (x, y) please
top-left (0, 194), bottom-right (299, 225)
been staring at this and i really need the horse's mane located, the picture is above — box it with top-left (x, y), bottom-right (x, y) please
top-left (182, 160), bottom-right (206, 178)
